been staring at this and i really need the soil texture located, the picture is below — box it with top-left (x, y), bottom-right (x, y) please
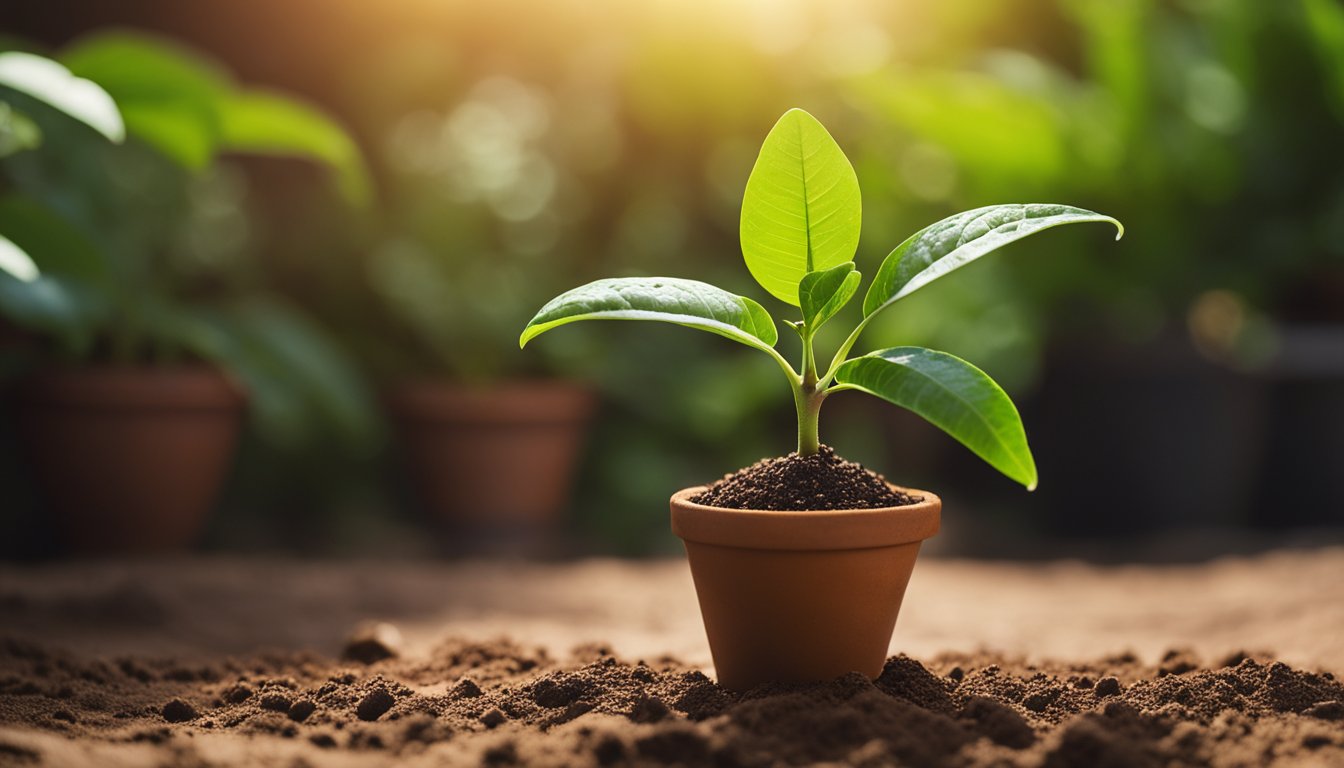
top-left (693, 445), bottom-right (919, 510)
top-left (2, 635), bottom-right (1341, 767)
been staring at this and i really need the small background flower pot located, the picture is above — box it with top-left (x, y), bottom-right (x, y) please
top-left (15, 367), bottom-right (245, 555)
top-left (387, 380), bottom-right (596, 550)
top-left (671, 487), bottom-right (941, 691)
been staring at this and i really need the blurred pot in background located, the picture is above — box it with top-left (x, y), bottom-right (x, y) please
top-left (15, 367), bottom-right (244, 553)
top-left (362, 78), bottom-right (610, 549)
top-left (0, 35), bottom-right (377, 555)
top-left (387, 381), bottom-right (594, 547)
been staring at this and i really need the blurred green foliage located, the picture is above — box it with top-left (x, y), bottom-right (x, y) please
top-left (0, 32), bottom-right (377, 452)
top-left (5, 0), bottom-right (1344, 553)
top-left (333, 0), bottom-right (1344, 550)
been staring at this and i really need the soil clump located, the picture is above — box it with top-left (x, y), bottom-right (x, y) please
top-left (693, 445), bottom-right (919, 510)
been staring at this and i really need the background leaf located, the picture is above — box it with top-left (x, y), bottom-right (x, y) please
top-left (151, 298), bottom-right (380, 449)
top-left (0, 274), bottom-right (100, 354)
top-left (0, 233), bottom-right (38, 282)
top-left (864, 204), bottom-right (1122, 317)
top-left (740, 108), bottom-right (861, 306)
top-left (0, 102), bottom-right (43, 157)
top-left (218, 90), bottom-right (371, 206)
top-left (1305, 0), bottom-right (1344, 122)
top-left (798, 261), bottom-right (859, 332)
top-left (0, 51), bottom-right (124, 142)
top-left (835, 346), bottom-right (1037, 489)
top-left (521, 277), bottom-right (778, 352)
top-left (0, 196), bottom-right (107, 282)
top-left (0, 197), bottom-right (110, 354)
top-left (61, 30), bottom-right (228, 169)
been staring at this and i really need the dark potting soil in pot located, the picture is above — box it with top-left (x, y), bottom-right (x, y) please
top-left (2, 636), bottom-right (1341, 766)
top-left (692, 444), bottom-right (920, 510)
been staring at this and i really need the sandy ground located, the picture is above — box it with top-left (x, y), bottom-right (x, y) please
top-left (2, 549), bottom-right (1342, 673)
top-left (2, 550), bottom-right (1343, 767)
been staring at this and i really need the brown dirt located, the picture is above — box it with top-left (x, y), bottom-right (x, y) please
top-left (1, 635), bottom-right (1341, 767)
top-left (693, 445), bottom-right (919, 510)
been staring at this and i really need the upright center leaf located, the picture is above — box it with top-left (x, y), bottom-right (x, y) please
top-left (740, 108), bottom-right (861, 306)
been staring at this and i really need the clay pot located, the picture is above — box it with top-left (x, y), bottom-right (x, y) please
top-left (15, 367), bottom-right (245, 554)
top-left (387, 381), bottom-right (595, 536)
top-left (670, 486), bottom-right (941, 691)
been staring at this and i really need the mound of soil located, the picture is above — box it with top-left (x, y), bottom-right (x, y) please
top-left (2, 634), bottom-right (1340, 767)
top-left (693, 445), bottom-right (919, 510)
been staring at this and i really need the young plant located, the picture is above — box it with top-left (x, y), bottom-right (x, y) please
top-left (521, 109), bottom-right (1122, 489)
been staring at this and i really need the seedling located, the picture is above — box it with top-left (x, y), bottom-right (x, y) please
top-left (522, 109), bottom-right (1121, 489)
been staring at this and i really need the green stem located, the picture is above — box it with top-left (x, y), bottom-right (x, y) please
top-left (795, 329), bottom-right (825, 455)
top-left (800, 328), bottom-right (818, 388)
top-left (793, 381), bottom-right (825, 455)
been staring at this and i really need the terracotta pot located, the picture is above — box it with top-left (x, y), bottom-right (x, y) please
top-left (387, 381), bottom-right (595, 534)
top-left (670, 486), bottom-right (941, 691)
top-left (15, 367), bottom-right (245, 554)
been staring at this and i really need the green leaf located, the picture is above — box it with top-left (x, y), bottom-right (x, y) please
top-left (835, 346), bottom-right (1037, 489)
top-left (0, 103), bottom-right (42, 158)
top-left (0, 199), bottom-right (109, 354)
top-left (0, 196), bottom-right (107, 282)
top-left (0, 273), bottom-right (96, 353)
top-left (0, 51), bottom-right (124, 142)
top-left (740, 108), bottom-right (861, 306)
top-left (116, 102), bottom-right (218, 169)
top-left (798, 261), bottom-right (860, 332)
top-left (58, 32), bottom-right (371, 200)
top-left (61, 30), bottom-right (229, 169)
top-left (520, 277), bottom-right (778, 353)
top-left (218, 90), bottom-right (371, 206)
top-left (151, 299), bottom-right (379, 449)
top-left (1306, 0), bottom-right (1344, 121)
top-left (0, 197), bottom-right (109, 355)
top-left (864, 204), bottom-right (1123, 318)
top-left (0, 233), bottom-right (38, 282)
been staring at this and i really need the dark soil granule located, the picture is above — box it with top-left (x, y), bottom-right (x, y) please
top-left (287, 699), bottom-right (316, 722)
top-left (1094, 676), bottom-right (1122, 697)
top-left (160, 698), bottom-right (196, 723)
top-left (1305, 700), bottom-right (1344, 720)
top-left (693, 444), bottom-right (919, 510)
top-left (354, 688), bottom-right (394, 721)
top-left (341, 623), bottom-right (401, 665)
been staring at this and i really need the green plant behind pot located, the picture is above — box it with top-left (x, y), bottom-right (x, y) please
top-left (0, 50), bottom-right (123, 354)
top-left (0, 31), bottom-right (377, 450)
top-left (524, 109), bottom-right (1122, 488)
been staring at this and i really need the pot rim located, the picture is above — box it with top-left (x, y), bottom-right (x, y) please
top-left (670, 485), bottom-right (940, 551)
top-left (385, 379), bottom-right (597, 424)
top-left (15, 365), bottom-right (246, 411)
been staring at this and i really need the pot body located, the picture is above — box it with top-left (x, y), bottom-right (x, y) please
top-left (671, 486), bottom-right (940, 691)
top-left (387, 381), bottom-right (595, 532)
top-left (16, 367), bottom-right (245, 554)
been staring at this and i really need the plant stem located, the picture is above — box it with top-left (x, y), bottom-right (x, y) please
top-left (793, 383), bottom-right (825, 456)
top-left (795, 328), bottom-right (825, 455)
